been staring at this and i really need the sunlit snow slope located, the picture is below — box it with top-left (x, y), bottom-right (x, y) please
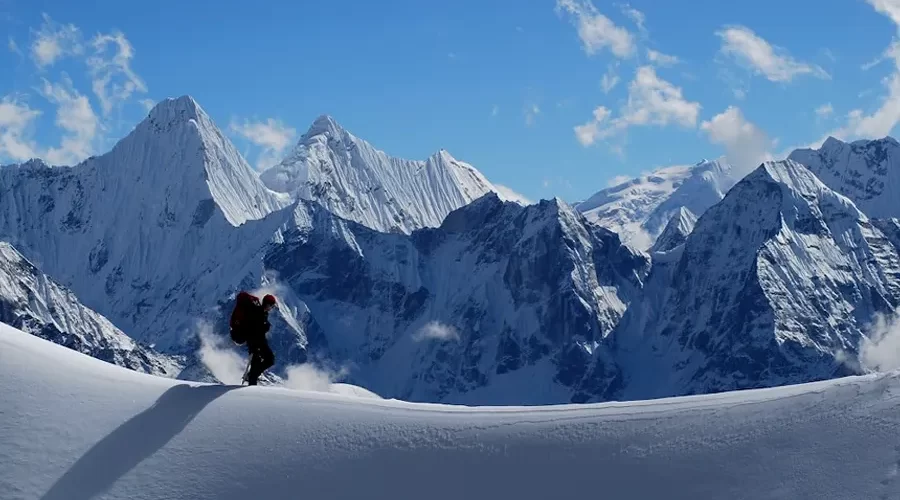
top-left (4, 324), bottom-right (900, 500)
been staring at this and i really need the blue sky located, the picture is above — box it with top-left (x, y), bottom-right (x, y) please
top-left (2, 0), bottom-right (900, 203)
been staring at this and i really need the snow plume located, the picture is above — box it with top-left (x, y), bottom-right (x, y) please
top-left (283, 362), bottom-right (350, 392)
top-left (860, 307), bottom-right (900, 372)
top-left (196, 320), bottom-right (247, 385)
top-left (413, 321), bottom-right (460, 342)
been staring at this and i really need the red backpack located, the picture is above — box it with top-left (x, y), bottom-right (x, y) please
top-left (229, 291), bottom-right (260, 344)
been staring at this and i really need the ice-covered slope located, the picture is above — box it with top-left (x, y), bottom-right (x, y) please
top-left (0, 242), bottom-right (182, 376)
top-left (649, 207), bottom-right (697, 253)
top-left (265, 193), bottom-right (649, 404)
top-left (615, 159), bottom-right (900, 399)
top-left (261, 115), bottom-right (521, 234)
top-left (6, 323), bottom-right (900, 500)
top-left (0, 96), bottom-right (298, 352)
top-left (576, 159), bottom-right (733, 250)
top-left (789, 136), bottom-right (900, 219)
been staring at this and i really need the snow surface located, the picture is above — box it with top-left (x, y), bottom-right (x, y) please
top-left (576, 159), bottom-right (733, 250)
top-left (261, 115), bottom-right (526, 234)
top-left (5, 323), bottom-right (900, 500)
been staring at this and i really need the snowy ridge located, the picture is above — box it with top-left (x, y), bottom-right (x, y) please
top-left (616, 159), bottom-right (900, 399)
top-left (6, 324), bottom-right (900, 500)
top-left (261, 115), bottom-right (520, 234)
top-left (576, 159), bottom-right (733, 250)
top-left (789, 136), bottom-right (900, 219)
top-left (265, 193), bottom-right (649, 404)
top-left (0, 242), bottom-right (182, 376)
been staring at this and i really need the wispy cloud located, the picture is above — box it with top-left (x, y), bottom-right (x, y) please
top-left (575, 66), bottom-right (700, 146)
top-left (8, 36), bottom-right (21, 57)
top-left (30, 13), bottom-right (83, 68)
top-left (618, 3), bottom-right (646, 34)
top-left (601, 65), bottom-right (620, 93)
top-left (815, 102), bottom-right (834, 119)
top-left (647, 48), bottom-right (680, 67)
top-left (491, 104), bottom-right (499, 117)
top-left (555, 0), bottom-right (635, 58)
top-left (493, 184), bottom-right (533, 205)
top-left (88, 32), bottom-right (148, 116)
top-left (230, 117), bottom-right (297, 170)
top-left (607, 174), bottom-right (631, 187)
top-left (716, 25), bottom-right (829, 83)
top-left (524, 103), bottom-right (540, 126)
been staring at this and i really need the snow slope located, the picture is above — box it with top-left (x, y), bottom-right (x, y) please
top-left (0, 242), bottom-right (183, 377)
top-left (576, 159), bottom-right (733, 250)
top-left (5, 323), bottom-right (900, 500)
top-left (615, 159), bottom-right (900, 399)
top-left (261, 115), bottom-right (525, 234)
top-left (649, 206), bottom-right (697, 253)
top-left (789, 136), bottom-right (900, 219)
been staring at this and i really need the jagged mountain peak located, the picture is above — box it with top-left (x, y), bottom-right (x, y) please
top-left (787, 137), bottom-right (900, 219)
top-left (146, 95), bottom-right (203, 121)
top-left (650, 206), bottom-right (697, 253)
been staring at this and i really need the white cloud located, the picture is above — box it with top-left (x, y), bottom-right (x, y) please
top-left (716, 25), bottom-right (829, 83)
top-left (0, 95), bottom-right (41, 162)
top-left (38, 77), bottom-right (100, 165)
top-left (30, 13), bottom-right (83, 68)
top-left (815, 103), bottom-right (834, 119)
top-left (860, 307), bottom-right (900, 372)
top-left (555, 0), bottom-right (635, 58)
top-left (575, 66), bottom-right (700, 146)
top-left (139, 99), bottom-right (155, 113)
top-left (701, 106), bottom-right (772, 175)
top-left (647, 49), bottom-right (680, 67)
top-left (601, 66), bottom-right (620, 93)
top-left (606, 174), bottom-right (631, 187)
top-left (413, 321), bottom-right (460, 342)
top-left (524, 103), bottom-right (540, 126)
top-left (733, 88), bottom-right (747, 100)
top-left (88, 31), bottom-right (148, 116)
top-left (869, 0), bottom-right (900, 26)
top-left (618, 3), bottom-right (646, 34)
top-left (8, 36), bottom-right (21, 57)
top-left (230, 118), bottom-right (297, 170)
top-left (493, 184), bottom-right (533, 205)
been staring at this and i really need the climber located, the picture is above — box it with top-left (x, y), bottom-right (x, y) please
top-left (230, 291), bottom-right (277, 385)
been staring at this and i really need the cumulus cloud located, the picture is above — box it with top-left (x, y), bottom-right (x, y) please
top-left (230, 118), bottom-right (297, 170)
top-left (716, 25), bottom-right (829, 83)
top-left (574, 66), bottom-right (700, 146)
top-left (0, 95), bottom-right (41, 162)
top-left (413, 321), bottom-right (460, 342)
top-left (30, 13), bottom-right (83, 68)
top-left (555, 0), bottom-right (636, 58)
top-left (701, 106), bottom-right (772, 175)
top-left (38, 77), bottom-right (101, 165)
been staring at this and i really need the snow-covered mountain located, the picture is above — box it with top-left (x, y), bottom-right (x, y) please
top-left (266, 193), bottom-right (649, 404)
top-left (789, 136), bottom-right (900, 219)
top-left (0, 96), bottom-right (303, 355)
top-left (0, 241), bottom-right (183, 376)
top-left (576, 159), bottom-right (734, 250)
top-left (7, 324), bottom-right (900, 500)
top-left (615, 159), bottom-right (900, 400)
top-left (260, 115), bottom-right (525, 234)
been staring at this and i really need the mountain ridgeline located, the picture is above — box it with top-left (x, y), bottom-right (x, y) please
top-left (1, 94), bottom-right (898, 404)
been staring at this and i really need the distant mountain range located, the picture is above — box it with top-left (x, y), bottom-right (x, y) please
top-left (1, 95), bottom-right (897, 404)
